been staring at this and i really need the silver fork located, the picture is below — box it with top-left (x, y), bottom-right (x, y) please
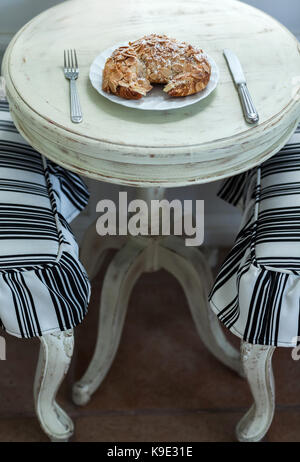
top-left (64, 49), bottom-right (83, 123)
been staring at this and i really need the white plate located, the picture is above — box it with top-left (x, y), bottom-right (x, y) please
top-left (89, 42), bottom-right (219, 111)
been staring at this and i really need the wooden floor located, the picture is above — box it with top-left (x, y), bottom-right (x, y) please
top-left (0, 248), bottom-right (299, 442)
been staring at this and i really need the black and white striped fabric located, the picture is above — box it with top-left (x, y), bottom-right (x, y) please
top-left (0, 99), bottom-right (90, 338)
top-left (209, 122), bottom-right (300, 347)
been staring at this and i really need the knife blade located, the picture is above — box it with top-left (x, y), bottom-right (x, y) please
top-left (223, 48), bottom-right (259, 124)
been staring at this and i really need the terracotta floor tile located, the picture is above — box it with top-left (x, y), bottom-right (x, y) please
top-left (74, 411), bottom-right (240, 442)
top-left (0, 417), bottom-right (48, 442)
top-left (267, 409), bottom-right (300, 442)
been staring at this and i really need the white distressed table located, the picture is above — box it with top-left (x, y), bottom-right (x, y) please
top-left (2, 0), bottom-right (300, 442)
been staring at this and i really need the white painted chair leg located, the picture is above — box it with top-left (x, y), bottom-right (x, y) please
top-left (80, 219), bottom-right (126, 280)
top-left (72, 239), bottom-right (147, 406)
top-left (236, 340), bottom-right (276, 442)
top-left (34, 330), bottom-right (74, 442)
top-left (161, 236), bottom-right (243, 377)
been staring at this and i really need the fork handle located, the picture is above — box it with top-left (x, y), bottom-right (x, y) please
top-left (70, 79), bottom-right (82, 123)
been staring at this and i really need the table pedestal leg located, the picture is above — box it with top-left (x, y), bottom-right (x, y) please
top-left (80, 220), bottom-right (126, 280)
top-left (73, 239), bottom-right (147, 405)
top-left (161, 236), bottom-right (243, 376)
top-left (73, 188), bottom-right (243, 406)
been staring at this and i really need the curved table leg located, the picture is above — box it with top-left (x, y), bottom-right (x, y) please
top-left (72, 239), bottom-right (147, 406)
top-left (80, 219), bottom-right (126, 280)
top-left (34, 330), bottom-right (74, 442)
top-left (236, 340), bottom-right (275, 442)
top-left (160, 236), bottom-right (243, 377)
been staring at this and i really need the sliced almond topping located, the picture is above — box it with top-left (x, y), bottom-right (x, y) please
top-left (103, 34), bottom-right (211, 99)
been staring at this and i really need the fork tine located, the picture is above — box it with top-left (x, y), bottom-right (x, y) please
top-left (70, 49), bottom-right (74, 71)
top-left (64, 50), bottom-right (67, 69)
top-left (74, 49), bottom-right (78, 70)
top-left (72, 49), bottom-right (76, 71)
top-left (67, 49), bottom-right (71, 70)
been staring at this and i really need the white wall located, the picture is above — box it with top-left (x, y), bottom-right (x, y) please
top-left (0, 0), bottom-right (63, 61)
top-left (243, 0), bottom-right (300, 36)
top-left (0, 0), bottom-right (299, 245)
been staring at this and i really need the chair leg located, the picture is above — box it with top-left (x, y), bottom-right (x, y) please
top-left (72, 239), bottom-right (146, 406)
top-left (34, 329), bottom-right (74, 442)
top-left (236, 340), bottom-right (276, 442)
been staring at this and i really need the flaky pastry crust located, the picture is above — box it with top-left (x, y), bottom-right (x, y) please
top-left (102, 34), bottom-right (211, 99)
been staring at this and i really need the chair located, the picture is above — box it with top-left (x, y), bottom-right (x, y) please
top-left (210, 122), bottom-right (300, 441)
top-left (0, 94), bottom-right (90, 441)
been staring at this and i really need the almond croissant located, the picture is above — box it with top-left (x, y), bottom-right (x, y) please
top-left (102, 34), bottom-right (211, 99)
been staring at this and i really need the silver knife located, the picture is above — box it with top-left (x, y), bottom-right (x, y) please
top-left (223, 49), bottom-right (259, 124)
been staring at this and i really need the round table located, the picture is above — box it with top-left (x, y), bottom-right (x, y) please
top-left (3, 0), bottom-right (300, 185)
top-left (2, 0), bottom-right (300, 443)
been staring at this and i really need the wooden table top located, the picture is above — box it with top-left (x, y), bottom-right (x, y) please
top-left (2, 0), bottom-right (300, 186)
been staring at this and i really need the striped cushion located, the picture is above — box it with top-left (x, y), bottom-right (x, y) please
top-left (209, 122), bottom-right (300, 347)
top-left (0, 99), bottom-right (90, 338)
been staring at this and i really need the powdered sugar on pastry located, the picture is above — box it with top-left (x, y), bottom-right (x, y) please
top-left (102, 34), bottom-right (211, 99)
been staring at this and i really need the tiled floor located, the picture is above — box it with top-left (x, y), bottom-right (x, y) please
top-left (0, 248), bottom-right (300, 442)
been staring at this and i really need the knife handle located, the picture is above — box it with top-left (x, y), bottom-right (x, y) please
top-left (237, 83), bottom-right (259, 124)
